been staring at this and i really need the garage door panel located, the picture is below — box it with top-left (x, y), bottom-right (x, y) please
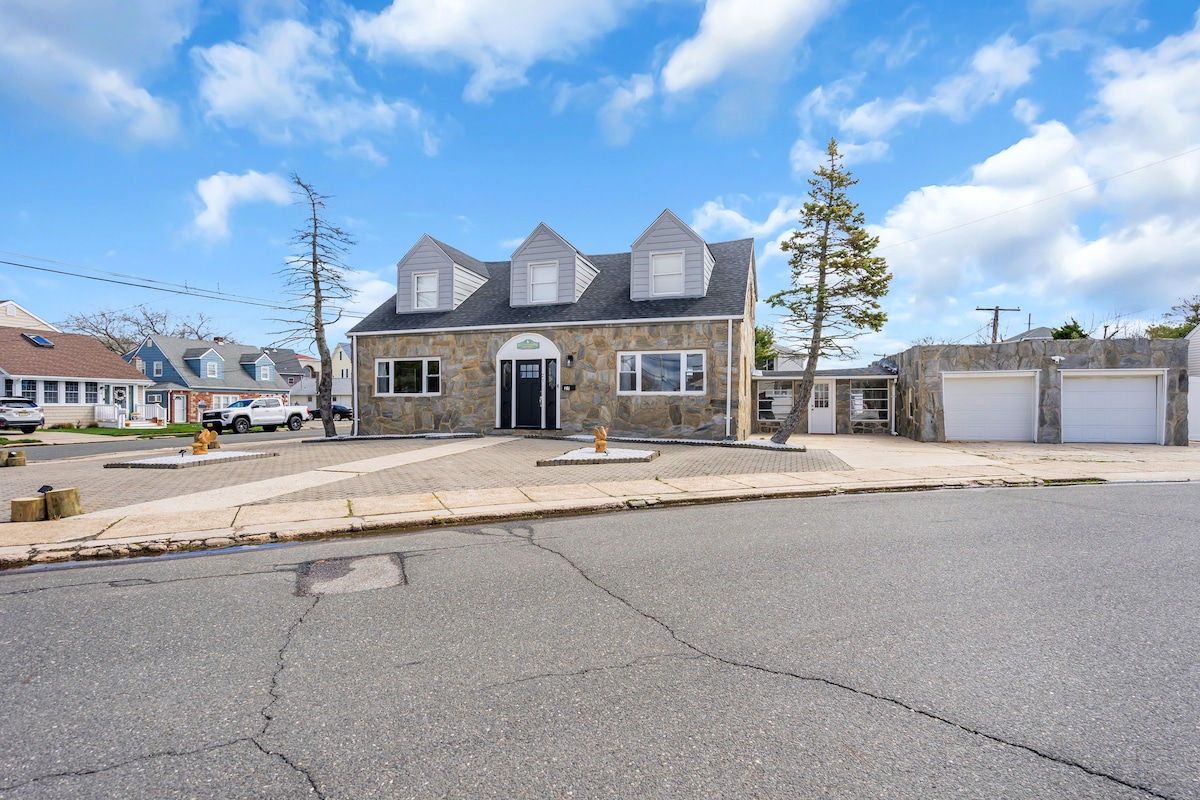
top-left (943, 375), bottom-right (1035, 442)
top-left (1062, 375), bottom-right (1158, 444)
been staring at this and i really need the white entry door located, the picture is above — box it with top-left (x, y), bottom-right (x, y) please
top-left (808, 380), bottom-right (835, 434)
top-left (173, 395), bottom-right (186, 424)
top-left (1062, 374), bottom-right (1159, 443)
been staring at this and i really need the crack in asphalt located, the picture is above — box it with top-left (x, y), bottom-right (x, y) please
top-left (0, 566), bottom-right (302, 597)
top-left (0, 741), bottom-right (244, 794)
top-left (486, 653), bottom-right (704, 689)
top-left (503, 524), bottom-right (1174, 800)
top-left (253, 594), bottom-right (324, 798)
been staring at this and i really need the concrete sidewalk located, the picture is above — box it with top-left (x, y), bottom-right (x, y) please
top-left (2, 433), bottom-right (1197, 569)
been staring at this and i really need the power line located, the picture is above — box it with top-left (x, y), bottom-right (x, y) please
top-left (0, 257), bottom-right (366, 319)
top-left (877, 143), bottom-right (1200, 251)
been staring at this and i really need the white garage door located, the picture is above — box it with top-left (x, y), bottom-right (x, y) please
top-left (943, 374), bottom-right (1036, 441)
top-left (1062, 374), bottom-right (1159, 444)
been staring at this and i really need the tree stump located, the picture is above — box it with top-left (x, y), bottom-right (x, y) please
top-left (11, 497), bottom-right (46, 522)
top-left (45, 488), bottom-right (83, 520)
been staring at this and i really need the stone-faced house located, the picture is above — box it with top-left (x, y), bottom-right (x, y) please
top-left (752, 361), bottom-right (898, 436)
top-left (892, 338), bottom-right (1189, 445)
top-left (125, 335), bottom-right (296, 423)
top-left (349, 210), bottom-right (757, 439)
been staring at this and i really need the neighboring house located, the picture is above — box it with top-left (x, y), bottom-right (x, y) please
top-left (287, 348), bottom-right (353, 409)
top-left (288, 376), bottom-right (354, 409)
top-left (753, 360), bottom-right (898, 436)
top-left (296, 354), bottom-right (320, 380)
top-left (1004, 326), bottom-right (1054, 342)
top-left (348, 210), bottom-right (757, 438)
top-left (1187, 326), bottom-right (1198, 440)
top-left (125, 335), bottom-right (294, 423)
top-left (892, 339), bottom-right (1189, 445)
top-left (0, 325), bottom-right (152, 427)
top-left (0, 300), bottom-right (59, 332)
top-left (263, 347), bottom-right (305, 388)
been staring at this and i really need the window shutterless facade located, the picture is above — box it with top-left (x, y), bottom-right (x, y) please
top-left (617, 351), bottom-right (705, 394)
top-left (153, 361), bottom-right (163, 377)
top-left (85, 382), bottom-right (99, 404)
top-left (650, 251), bottom-right (684, 296)
top-left (21, 379), bottom-right (36, 400)
top-left (43, 381), bottom-right (59, 404)
top-left (850, 379), bottom-right (890, 421)
top-left (528, 261), bottom-right (558, 304)
top-left (413, 272), bottom-right (438, 310)
top-left (65, 381), bottom-right (79, 403)
top-left (375, 358), bottom-right (441, 395)
top-left (206, 361), bottom-right (218, 378)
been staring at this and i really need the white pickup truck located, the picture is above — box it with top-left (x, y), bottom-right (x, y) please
top-left (201, 397), bottom-right (311, 434)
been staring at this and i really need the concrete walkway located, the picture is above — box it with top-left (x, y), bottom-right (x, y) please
top-left (1, 433), bottom-right (1197, 569)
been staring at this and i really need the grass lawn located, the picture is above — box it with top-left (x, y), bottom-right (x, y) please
top-left (0, 437), bottom-right (41, 445)
top-left (64, 424), bottom-right (201, 438)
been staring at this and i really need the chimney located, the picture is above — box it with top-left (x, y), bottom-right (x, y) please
top-left (213, 336), bottom-right (225, 344)
top-left (133, 357), bottom-right (145, 374)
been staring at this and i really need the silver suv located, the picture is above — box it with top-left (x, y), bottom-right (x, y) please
top-left (0, 397), bottom-right (44, 434)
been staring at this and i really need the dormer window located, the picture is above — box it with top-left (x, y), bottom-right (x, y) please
top-left (207, 361), bottom-right (218, 378)
top-left (261, 365), bottom-right (272, 381)
top-left (529, 262), bottom-right (558, 304)
top-left (650, 252), bottom-right (684, 296)
top-left (414, 272), bottom-right (438, 309)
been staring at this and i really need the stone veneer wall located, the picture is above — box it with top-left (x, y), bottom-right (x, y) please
top-left (752, 378), bottom-right (893, 435)
top-left (892, 339), bottom-right (1189, 445)
top-left (355, 320), bottom-right (752, 440)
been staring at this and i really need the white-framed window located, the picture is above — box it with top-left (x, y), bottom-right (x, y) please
top-left (84, 382), bottom-right (99, 404)
top-left (153, 361), bottom-right (163, 377)
top-left (618, 351), bottom-right (705, 394)
top-left (212, 394), bottom-right (239, 409)
top-left (261, 364), bottom-right (272, 381)
top-left (850, 380), bottom-right (889, 421)
top-left (528, 261), bottom-right (558, 304)
top-left (64, 381), bottom-right (79, 404)
top-left (811, 382), bottom-right (830, 409)
top-left (757, 381), bottom-right (793, 421)
top-left (206, 361), bottom-right (218, 378)
top-left (650, 251), bottom-right (684, 296)
top-left (43, 381), bottom-right (59, 404)
top-left (413, 272), bottom-right (438, 309)
top-left (375, 358), bottom-right (441, 395)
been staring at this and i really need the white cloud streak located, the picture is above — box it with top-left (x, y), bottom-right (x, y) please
top-left (193, 170), bottom-right (291, 242)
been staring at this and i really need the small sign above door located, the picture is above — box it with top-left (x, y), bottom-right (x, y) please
top-left (515, 339), bottom-right (541, 350)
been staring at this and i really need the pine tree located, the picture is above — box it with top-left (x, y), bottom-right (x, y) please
top-left (766, 139), bottom-right (891, 444)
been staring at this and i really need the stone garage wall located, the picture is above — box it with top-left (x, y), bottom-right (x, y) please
top-left (354, 319), bottom-right (752, 440)
top-left (892, 338), bottom-right (1189, 445)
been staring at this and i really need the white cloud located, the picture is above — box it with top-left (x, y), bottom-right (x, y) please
top-left (351, 0), bottom-right (635, 103)
top-left (840, 35), bottom-right (1040, 138)
top-left (661, 0), bottom-right (836, 93)
top-left (192, 170), bottom-right (291, 242)
top-left (195, 19), bottom-right (434, 156)
top-left (597, 74), bottom-right (654, 145)
top-left (0, 0), bottom-right (193, 141)
top-left (691, 197), bottom-right (803, 277)
top-left (873, 16), bottom-right (1200, 336)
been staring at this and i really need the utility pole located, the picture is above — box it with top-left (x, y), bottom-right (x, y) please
top-left (977, 306), bottom-right (1021, 343)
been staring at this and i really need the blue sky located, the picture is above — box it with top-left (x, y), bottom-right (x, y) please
top-left (2, 0), bottom-right (1198, 361)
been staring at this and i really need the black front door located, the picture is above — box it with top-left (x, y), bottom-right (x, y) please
top-left (515, 360), bottom-right (542, 428)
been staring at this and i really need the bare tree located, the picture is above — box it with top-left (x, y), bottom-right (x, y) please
top-left (59, 304), bottom-right (235, 354)
top-left (272, 174), bottom-right (356, 438)
top-left (765, 139), bottom-right (891, 444)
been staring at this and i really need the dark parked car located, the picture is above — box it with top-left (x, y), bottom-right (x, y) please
top-left (310, 404), bottom-right (353, 421)
top-left (0, 397), bottom-right (44, 434)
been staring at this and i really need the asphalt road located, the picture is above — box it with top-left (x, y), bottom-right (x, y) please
top-left (0, 483), bottom-right (1197, 799)
top-left (18, 423), bottom-right (346, 462)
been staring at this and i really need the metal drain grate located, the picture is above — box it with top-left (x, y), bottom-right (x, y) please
top-left (296, 553), bottom-right (407, 596)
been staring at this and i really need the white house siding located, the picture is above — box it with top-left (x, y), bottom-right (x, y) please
top-left (0, 302), bottom-right (58, 331)
top-left (510, 226), bottom-right (576, 305)
top-left (453, 264), bottom-right (487, 308)
top-left (702, 245), bottom-right (715, 294)
top-left (395, 236), bottom-right (453, 313)
top-left (574, 253), bottom-right (598, 299)
top-left (1187, 328), bottom-right (1198, 440)
top-left (630, 212), bottom-right (708, 300)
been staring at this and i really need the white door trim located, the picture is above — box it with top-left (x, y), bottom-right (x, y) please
top-left (808, 379), bottom-right (836, 434)
top-left (941, 370), bottom-right (1040, 442)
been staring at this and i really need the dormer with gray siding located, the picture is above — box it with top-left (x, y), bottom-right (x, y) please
top-left (630, 209), bottom-right (716, 301)
top-left (395, 234), bottom-right (489, 313)
top-left (183, 347), bottom-right (224, 380)
top-left (509, 223), bottom-right (598, 307)
top-left (240, 352), bottom-right (276, 382)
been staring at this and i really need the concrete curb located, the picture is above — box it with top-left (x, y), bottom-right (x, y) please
top-left (0, 474), bottom-right (1090, 571)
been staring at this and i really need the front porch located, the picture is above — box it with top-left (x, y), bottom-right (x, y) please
top-left (93, 403), bottom-right (170, 430)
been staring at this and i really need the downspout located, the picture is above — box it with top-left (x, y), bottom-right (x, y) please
top-left (350, 334), bottom-right (358, 437)
top-left (725, 317), bottom-right (734, 439)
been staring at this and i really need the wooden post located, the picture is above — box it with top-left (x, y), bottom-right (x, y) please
top-left (45, 488), bottom-right (83, 520)
top-left (10, 497), bottom-right (47, 522)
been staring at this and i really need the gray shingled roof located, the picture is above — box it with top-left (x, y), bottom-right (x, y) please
top-left (430, 237), bottom-right (490, 279)
top-left (351, 238), bottom-right (754, 335)
top-left (143, 335), bottom-right (294, 392)
top-left (758, 361), bottom-right (897, 379)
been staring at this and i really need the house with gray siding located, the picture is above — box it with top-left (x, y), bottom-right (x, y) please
top-left (349, 211), bottom-right (757, 439)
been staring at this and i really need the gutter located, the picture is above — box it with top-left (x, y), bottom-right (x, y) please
top-left (350, 334), bottom-right (359, 437)
top-left (726, 317), bottom-right (734, 438)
